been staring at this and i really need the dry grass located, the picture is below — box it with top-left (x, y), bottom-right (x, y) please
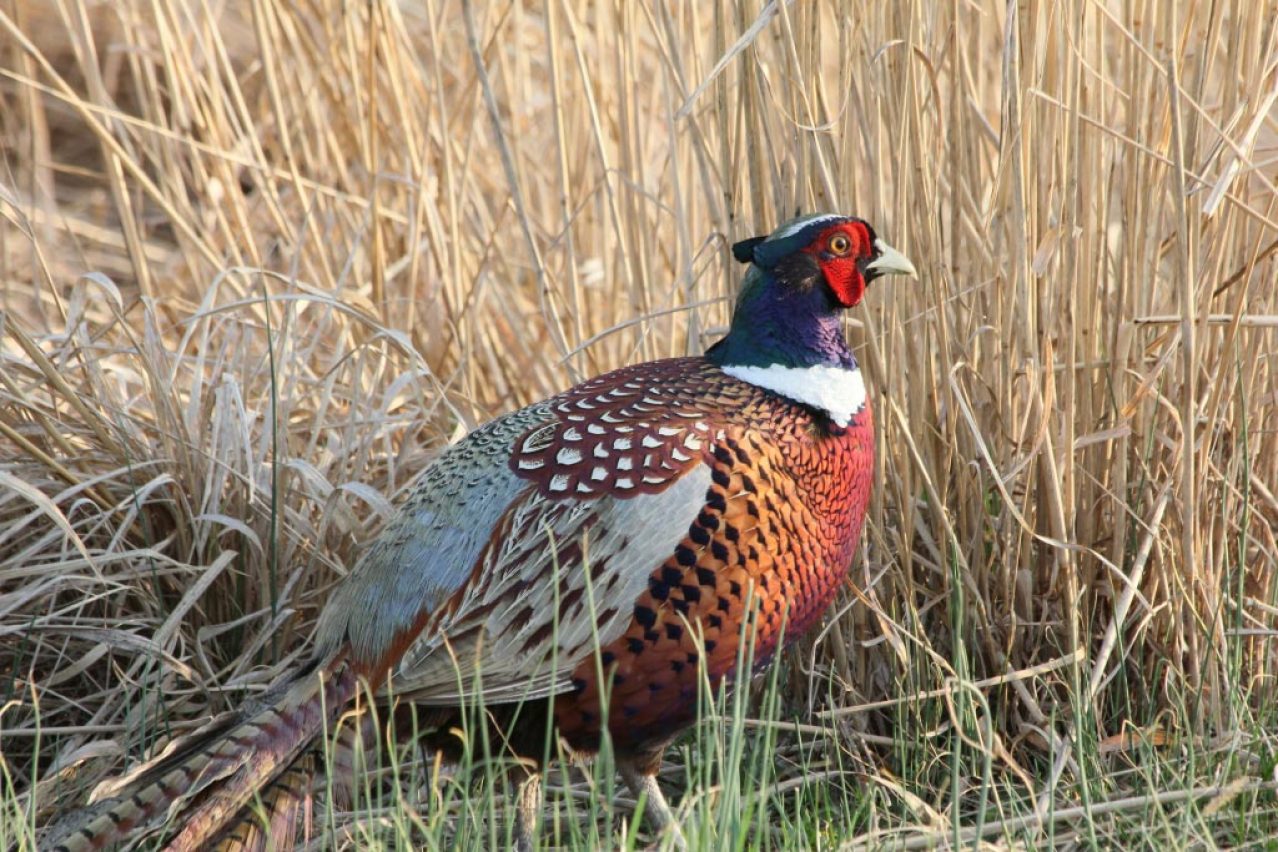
top-left (2, 0), bottom-right (1277, 847)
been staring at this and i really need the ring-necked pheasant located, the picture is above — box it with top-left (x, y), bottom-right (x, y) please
top-left (45, 212), bottom-right (915, 851)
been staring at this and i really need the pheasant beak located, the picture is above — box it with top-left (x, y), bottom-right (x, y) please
top-left (865, 239), bottom-right (918, 280)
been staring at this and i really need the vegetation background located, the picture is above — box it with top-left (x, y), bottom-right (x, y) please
top-left (2, 0), bottom-right (1277, 848)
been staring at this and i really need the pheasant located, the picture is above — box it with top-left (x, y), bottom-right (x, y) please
top-left (44, 212), bottom-right (916, 851)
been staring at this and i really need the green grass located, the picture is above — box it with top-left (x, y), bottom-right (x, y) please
top-left (7, 624), bottom-right (1278, 849)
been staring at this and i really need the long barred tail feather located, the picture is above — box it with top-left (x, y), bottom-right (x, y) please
top-left (211, 697), bottom-right (413, 851)
top-left (42, 657), bottom-right (358, 852)
top-left (209, 754), bottom-right (317, 852)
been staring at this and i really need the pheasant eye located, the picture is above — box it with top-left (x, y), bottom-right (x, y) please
top-left (828, 234), bottom-right (851, 255)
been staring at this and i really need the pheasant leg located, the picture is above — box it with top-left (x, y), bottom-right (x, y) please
top-left (619, 759), bottom-right (686, 850)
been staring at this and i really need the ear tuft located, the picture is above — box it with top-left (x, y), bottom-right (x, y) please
top-left (731, 236), bottom-right (766, 264)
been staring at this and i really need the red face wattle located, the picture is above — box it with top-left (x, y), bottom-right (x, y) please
top-left (803, 221), bottom-right (876, 307)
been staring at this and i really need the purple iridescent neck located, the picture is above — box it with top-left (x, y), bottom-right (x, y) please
top-left (706, 266), bottom-right (856, 371)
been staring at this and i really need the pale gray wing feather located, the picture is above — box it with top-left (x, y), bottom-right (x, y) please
top-left (390, 464), bottom-right (710, 704)
top-left (315, 401), bottom-right (712, 705)
top-left (314, 402), bottom-right (554, 666)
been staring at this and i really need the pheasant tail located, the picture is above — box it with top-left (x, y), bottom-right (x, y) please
top-left (209, 753), bottom-right (317, 852)
top-left (44, 658), bottom-right (357, 852)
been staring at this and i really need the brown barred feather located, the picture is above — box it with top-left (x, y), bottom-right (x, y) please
top-left (209, 754), bottom-right (316, 852)
top-left (42, 659), bottom-right (356, 852)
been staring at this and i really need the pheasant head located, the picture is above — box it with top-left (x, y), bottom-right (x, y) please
top-left (707, 213), bottom-right (916, 425)
top-left (733, 213), bottom-right (916, 308)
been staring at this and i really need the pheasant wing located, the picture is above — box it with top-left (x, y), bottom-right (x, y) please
top-left (317, 358), bottom-right (747, 705)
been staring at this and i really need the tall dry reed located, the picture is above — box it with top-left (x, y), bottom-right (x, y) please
top-left (1, 0), bottom-right (1275, 841)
